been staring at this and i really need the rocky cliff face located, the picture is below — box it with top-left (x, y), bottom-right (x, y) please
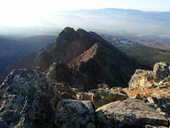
top-left (68, 43), bottom-right (140, 89)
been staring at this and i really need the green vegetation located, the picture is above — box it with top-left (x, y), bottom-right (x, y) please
top-left (118, 43), bottom-right (170, 67)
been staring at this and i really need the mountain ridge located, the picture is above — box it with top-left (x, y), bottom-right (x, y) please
top-left (33, 27), bottom-right (144, 89)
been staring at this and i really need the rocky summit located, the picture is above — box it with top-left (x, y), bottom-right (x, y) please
top-left (0, 27), bottom-right (169, 128)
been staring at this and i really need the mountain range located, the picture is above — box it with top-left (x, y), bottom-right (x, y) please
top-left (101, 34), bottom-right (170, 67)
top-left (21, 27), bottom-right (144, 90)
top-left (0, 8), bottom-right (170, 45)
top-left (1, 27), bottom-right (169, 84)
top-left (55, 8), bottom-right (170, 44)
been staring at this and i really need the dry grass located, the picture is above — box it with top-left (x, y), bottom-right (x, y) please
top-left (125, 87), bottom-right (170, 99)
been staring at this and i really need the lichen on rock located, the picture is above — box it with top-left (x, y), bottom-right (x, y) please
top-left (0, 69), bottom-right (54, 128)
top-left (96, 98), bottom-right (169, 128)
top-left (54, 99), bottom-right (95, 128)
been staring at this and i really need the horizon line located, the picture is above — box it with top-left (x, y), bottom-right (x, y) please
top-left (57, 7), bottom-right (170, 13)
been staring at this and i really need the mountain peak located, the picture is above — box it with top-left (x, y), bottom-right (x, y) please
top-left (57, 27), bottom-right (78, 42)
top-left (62, 27), bottom-right (75, 33)
top-left (76, 28), bottom-right (90, 37)
top-left (35, 27), bottom-right (142, 88)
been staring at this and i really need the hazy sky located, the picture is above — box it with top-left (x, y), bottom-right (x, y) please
top-left (0, 0), bottom-right (170, 27)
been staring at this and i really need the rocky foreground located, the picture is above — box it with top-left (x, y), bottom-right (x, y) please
top-left (0, 61), bottom-right (169, 128)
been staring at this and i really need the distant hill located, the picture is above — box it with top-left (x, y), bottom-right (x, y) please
top-left (0, 35), bottom-right (56, 83)
top-left (19, 35), bottom-right (56, 51)
top-left (117, 43), bottom-right (170, 67)
top-left (0, 38), bottom-right (29, 82)
top-left (101, 34), bottom-right (170, 67)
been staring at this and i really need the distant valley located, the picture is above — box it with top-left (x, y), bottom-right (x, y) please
top-left (0, 35), bottom-right (56, 83)
top-left (101, 34), bottom-right (170, 67)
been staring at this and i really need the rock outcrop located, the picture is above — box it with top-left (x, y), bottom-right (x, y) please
top-left (0, 61), bottom-right (169, 128)
top-left (0, 69), bottom-right (54, 128)
top-left (77, 87), bottom-right (128, 108)
top-left (129, 69), bottom-right (154, 88)
top-left (126, 62), bottom-right (170, 127)
top-left (96, 99), bottom-right (169, 128)
top-left (129, 62), bottom-right (170, 88)
top-left (153, 62), bottom-right (170, 82)
top-left (48, 63), bottom-right (86, 90)
top-left (54, 99), bottom-right (95, 128)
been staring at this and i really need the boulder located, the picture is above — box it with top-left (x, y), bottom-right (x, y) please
top-left (54, 99), bottom-right (95, 128)
top-left (77, 88), bottom-right (128, 108)
top-left (129, 62), bottom-right (170, 89)
top-left (129, 69), bottom-right (155, 88)
top-left (158, 75), bottom-right (170, 88)
top-left (53, 83), bottom-right (79, 101)
top-left (0, 69), bottom-right (54, 128)
top-left (96, 99), bottom-right (169, 128)
top-left (153, 62), bottom-right (170, 82)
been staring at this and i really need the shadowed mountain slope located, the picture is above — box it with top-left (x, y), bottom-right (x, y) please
top-left (36, 27), bottom-right (144, 89)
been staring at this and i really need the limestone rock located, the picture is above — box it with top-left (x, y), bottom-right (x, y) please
top-left (96, 99), bottom-right (169, 128)
top-left (54, 99), bottom-right (95, 128)
top-left (0, 69), bottom-right (54, 128)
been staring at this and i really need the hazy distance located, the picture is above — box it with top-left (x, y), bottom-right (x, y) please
top-left (0, 0), bottom-right (170, 43)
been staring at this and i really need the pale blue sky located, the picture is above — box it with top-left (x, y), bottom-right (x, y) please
top-left (0, 0), bottom-right (170, 27)
top-left (0, 0), bottom-right (167, 11)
